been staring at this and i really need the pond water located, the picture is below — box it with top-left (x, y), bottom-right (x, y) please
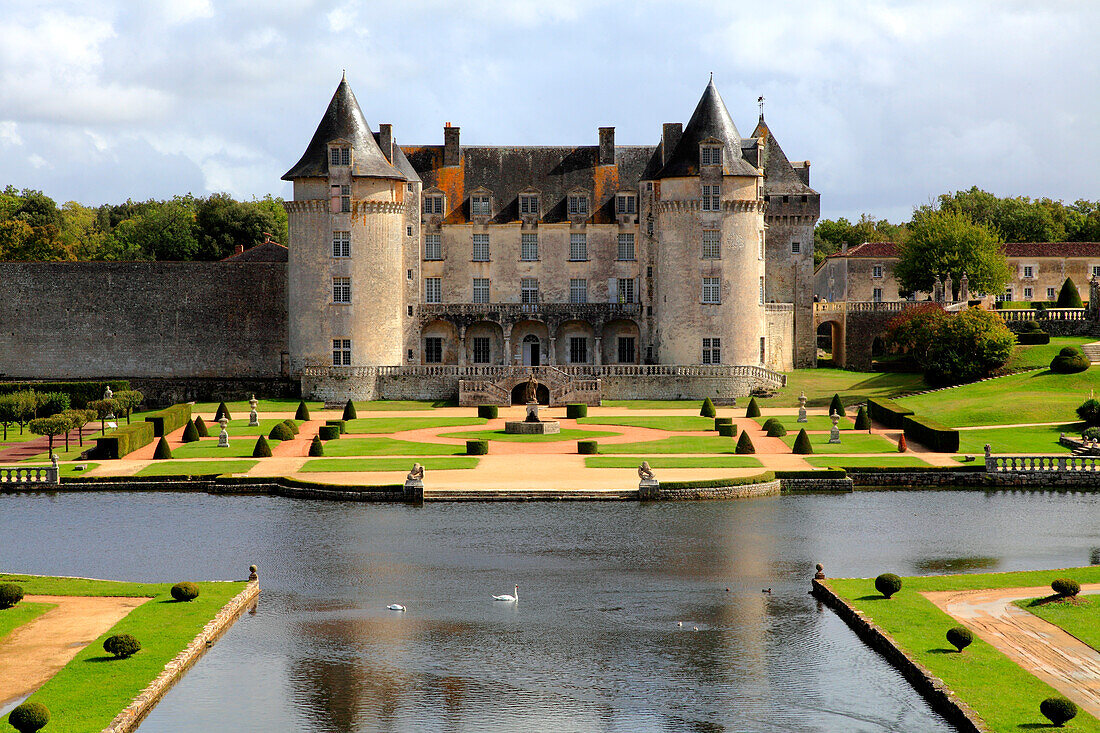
top-left (2, 489), bottom-right (1099, 732)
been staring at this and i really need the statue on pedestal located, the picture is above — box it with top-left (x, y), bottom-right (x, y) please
top-left (797, 391), bottom-right (808, 423)
top-left (218, 416), bottom-right (230, 448)
top-left (828, 411), bottom-right (841, 444)
top-left (248, 395), bottom-right (259, 427)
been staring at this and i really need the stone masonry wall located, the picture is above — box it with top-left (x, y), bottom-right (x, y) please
top-left (656, 478), bottom-right (780, 500)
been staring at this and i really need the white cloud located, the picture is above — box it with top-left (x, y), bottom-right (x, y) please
top-left (158, 0), bottom-right (215, 24)
top-left (0, 122), bottom-right (21, 146)
top-left (27, 154), bottom-right (49, 169)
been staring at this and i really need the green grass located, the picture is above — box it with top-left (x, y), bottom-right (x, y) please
top-left (0, 601), bottom-right (55, 639)
top-left (600, 400), bottom-right (703, 410)
top-left (20, 443), bottom-right (98, 462)
top-left (752, 415), bottom-right (856, 431)
top-left (3, 462), bottom-right (101, 478)
top-left (597, 435), bottom-right (741, 454)
top-left (0, 428), bottom-right (45, 443)
top-left (576, 415), bottom-right (718, 431)
top-left (780, 432), bottom-right (898, 454)
top-left (1004, 336), bottom-right (1093, 370)
top-left (320, 437), bottom-right (467, 456)
top-left (170, 438), bottom-right (285, 459)
top-left (438, 428), bottom-right (619, 442)
top-left (344, 416), bottom-right (487, 433)
top-left (804, 456), bottom-right (933, 468)
top-left (0, 573), bottom-right (247, 733)
top-left (761, 368), bottom-right (928, 408)
top-left (957, 423), bottom-right (1079, 454)
top-left (1018, 594), bottom-right (1100, 653)
top-left (584, 456), bottom-right (763, 468)
top-left (201, 418), bottom-right (299, 436)
top-left (300, 457), bottom-right (480, 472)
top-left (190, 398), bottom-right (324, 414)
top-left (135, 460), bottom-right (258, 476)
top-left (828, 567), bottom-right (1100, 732)
top-left (355, 399), bottom-right (457, 410)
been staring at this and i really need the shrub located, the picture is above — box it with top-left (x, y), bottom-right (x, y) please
top-left (170, 582), bottom-right (200, 602)
top-left (761, 417), bottom-right (782, 431)
top-left (946, 626), bottom-right (972, 652)
top-left (342, 399), bottom-right (357, 420)
top-left (194, 416), bottom-right (209, 437)
top-left (268, 422), bottom-right (294, 441)
top-left (1082, 426), bottom-right (1100, 441)
top-left (308, 435), bottom-right (324, 456)
top-left (577, 440), bottom-right (598, 454)
top-left (181, 419), bottom-right (199, 443)
top-left (252, 436), bottom-right (272, 458)
top-left (1018, 319), bottom-right (1043, 333)
top-left (902, 415), bottom-right (959, 453)
top-left (0, 582), bottom-right (24, 609)
top-left (152, 437), bottom-right (173, 460)
top-left (36, 391), bottom-right (71, 417)
top-left (478, 405), bottom-right (499, 419)
top-left (317, 425), bottom-right (340, 440)
top-left (566, 404), bottom-right (587, 419)
top-left (1056, 277), bottom-right (1083, 308)
top-left (103, 633), bottom-right (141, 658)
top-left (700, 397), bottom-right (716, 418)
top-left (1052, 346), bottom-right (1090, 374)
top-left (792, 428), bottom-right (813, 454)
top-left (745, 397), bottom-right (760, 418)
top-left (714, 417), bottom-right (733, 429)
top-left (1075, 398), bottom-right (1100, 426)
top-left (466, 439), bottom-right (488, 455)
top-left (282, 418), bottom-right (300, 435)
top-left (0, 380), bottom-right (129, 409)
top-left (735, 431), bottom-right (755, 454)
top-left (295, 400), bottom-right (310, 420)
top-left (854, 406), bottom-right (871, 430)
top-left (1016, 331), bottom-right (1050, 345)
top-left (325, 419), bottom-right (347, 434)
top-left (214, 402), bottom-right (231, 421)
top-left (92, 420), bottom-right (155, 459)
top-left (925, 307), bottom-right (1015, 385)
top-left (765, 422), bottom-right (787, 437)
top-left (897, 434), bottom-right (908, 452)
top-left (867, 398), bottom-right (914, 429)
top-left (144, 403), bottom-right (191, 437)
top-left (884, 303), bottom-right (947, 362)
top-left (829, 393), bottom-right (845, 417)
top-left (1051, 578), bottom-right (1080, 597)
top-left (1040, 696), bottom-right (1078, 727)
top-left (717, 424), bottom-right (735, 437)
top-left (8, 702), bottom-right (49, 733)
top-left (875, 573), bottom-right (902, 598)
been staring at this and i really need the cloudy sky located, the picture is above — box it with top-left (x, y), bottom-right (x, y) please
top-left (1, 0), bottom-right (1096, 222)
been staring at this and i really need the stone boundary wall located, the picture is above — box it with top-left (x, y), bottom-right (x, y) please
top-left (780, 477), bottom-right (854, 492)
top-left (811, 578), bottom-right (989, 733)
top-left (101, 579), bottom-right (260, 733)
top-left (655, 478), bottom-right (780, 500)
top-left (847, 470), bottom-right (1100, 489)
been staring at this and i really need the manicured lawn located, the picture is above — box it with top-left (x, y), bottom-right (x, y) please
top-left (439, 428), bottom-right (619, 442)
top-left (320, 437), bottom-right (466, 456)
top-left (598, 435), bottom-right (741, 454)
top-left (576, 415), bottom-right (718, 431)
top-left (0, 429), bottom-right (44, 443)
top-left (779, 432), bottom-right (897, 454)
top-left (898, 368), bottom-right (1100, 427)
top-left (191, 398), bottom-right (324, 414)
top-left (1018, 594), bottom-right (1100, 652)
top-left (956, 423), bottom-right (1078, 454)
top-left (584, 456), bottom-right (763, 468)
top-left (751, 415), bottom-right (856, 431)
top-left (4, 463), bottom-right (101, 478)
top-left (600, 400), bottom-right (702, 410)
top-left (0, 601), bottom-right (55, 639)
top-left (20, 444), bottom-right (95, 463)
top-left (203, 418), bottom-right (300, 437)
top-left (761, 368), bottom-right (928, 409)
top-left (136, 460), bottom-right (258, 476)
top-left (344, 416), bottom-right (487, 433)
top-left (355, 399), bottom-right (456, 410)
top-left (300, 457), bottom-right (480, 472)
top-left (804, 456), bottom-right (933, 468)
top-left (0, 573), bottom-right (247, 733)
top-left (828, 567), bottom-right (1100, 733)
top-left (171, 438), bottom-right (285, 459)
top-left (1004, 336), bottom-right (1093, 370)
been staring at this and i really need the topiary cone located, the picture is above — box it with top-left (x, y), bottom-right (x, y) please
top-left (854, 405), bottom-right (871, 430)
top-left (700, 397), bottom-right (716, 418)
top-left (308, 435), bottom-right (324, 457)
top-left (152, 436), bottom-right (172, 460)
top-left (343, 399), bottom-right (357, 420)
top-left (745, 397), bottom-right (761, 418)
top-left (829, 393), bottom-right (845, 417)
top-left (735, 431), bottom-right (755, 454)
top-left (1056, 277), bottom-right (1083, 308)
top-left (792, 428), bottom-right (813, 454)
top-left (181, 419), bottom-right (199, 443)
top-left (194, 415), bottom-right (209, 437)
top-left (214, 401), bottom-right (231, 421)
top-left (295, 400), bottom-right (310, 421)
top-left (897, 434), bottom-right (908, 452)
top-left (253, 436), bottom-right (272, 458)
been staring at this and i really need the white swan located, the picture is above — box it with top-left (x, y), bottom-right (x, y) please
top-left (387, 604), bottom-right (406, 611)
top-left (493, 585), bottom-right (519, 602)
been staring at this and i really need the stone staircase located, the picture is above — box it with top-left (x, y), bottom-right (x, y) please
top-left (458, 366), bottom-right (601, 406)
top-left (1083, 342), bottom-right (1100, 363)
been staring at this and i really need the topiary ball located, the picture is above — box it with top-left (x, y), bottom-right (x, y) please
top-left (745, 397), bottom-right (761, 418)
top-left (342, 399), bottom-right (357, 420)
top-left (792, 428), bottom-right (814, 454)
top-left (1051, 578), bottom-right (1080, 597)
top-left (152, 436), bottom-right (173, 460)
top-left (577, 440), bottom-right (598, 454)
top-left (946, 626), bottom-right (972, 652)
top-left (181, 419), bottom-right (199, 443)
top-left (308, 435), bottom-right (324, 457)
top-left (735, 431), bottom-right (755, 454)
top-left (0, 582), bottom-right (25, 609)
top-left (104, 633), bottom-right (141, 658)
top-left (1040, 696), bottom-right (1078, 726)
top-left (854, 406), bottom-right (871, 430)
top-left (700, 397), bottom-right (716, 418)
top-left (8, 701), bottom-right (49, 733)
top-left (1051, 346), bottom-right (1090, 374)
top-left (268, 422), bottom-right (294, 441)
top-left (294, 401), bottom-right (310, 421)
top-left (766, 422), bottom-right (787, 437)
top-left (875, 573), bottom-right (902, 599)
top-left (252, 436), bottom-right (273, 458)
top-left (170, 582), bottom-right (200, 602)
top-left (194, 416), bottom-right (209, 437)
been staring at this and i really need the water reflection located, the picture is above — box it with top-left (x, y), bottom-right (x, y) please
top-left (913, 556), bottom-right (999, 573)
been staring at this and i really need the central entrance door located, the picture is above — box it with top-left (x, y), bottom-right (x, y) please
top-left (522, 334), bottom-right (540, 366)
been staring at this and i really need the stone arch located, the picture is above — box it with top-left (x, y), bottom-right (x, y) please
top-left (510, 381), bottom-right (550, 405)
top-left (555, 319), bottom-right (597, 364)
top-left (464, 321), bottom-right (505, 365)
top-left (510, 319), bottom-right (548, 366)
top-left (420, 319), bottom-right (459, 364)
top-left (601, 319), bottom-right (642, 364)
top-left (815, 318), bottom-right (845, 368)
top-left (871, 335), bottom-right (887, 358)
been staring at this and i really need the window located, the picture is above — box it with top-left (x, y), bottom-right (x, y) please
top-left (520, 194), bottom-right (539, 216)
top-left (569, 337), bottom-right (588, 363)
top-left (1024, 286), bottom-right (1033, 300)
top-left (425, 277), bottom-right (441, 303)
top-left (760, 337), bottom-right (766, 364)
top-left (872, 264), bottom-right (884, 278)
top-left (423, 195), bottom-right (444, 215)
top-left (1047, 287), bottom-right (1056, 300)
top-left (872, 287), bottom-right (883, 303)
top-left (472, 233), bottom-right (490, 261)
top-left (471, 195), bottom-right (491, 217)
top-left (332, 339), bottom-right (351, 366)
top-left (702, 229), bottom-right (720, 259)
top-left (702, 277), bottom-right (721, 304)
top-left (1023, 265), bottom-right (1034, 279)
top-left (332, 277), bottom-right (351, 303)
top-left (521, 233), bottom-right (538, 261)
top-left (406, 225), bottom-right (413, 237)
top-left (617, 336), bottom-right (636, 363)
top-left (617, 278), bottom-right (635, 304)
top-left (569, 278), bottom-right (588, 304)
top-left (407, 182), bottom-right (415, 192)
top-left (702, 337), bottom-right (721, 364)
top-left (997, 288), bottom-right (1013, 302)
top-left (407, 269), bottom-right (412, 280)
top-left (759, 276), bottom-right (765, 305)
top-left (569, 233), bottom-right (588, 261)
top-left (700, 145), bottom-right (722, 166)
top-left (616, 194), bottom-right (636, 215)
top-left (424, 337), bottom-right (442, 363)
top-left (647, 216), bottom-right (654, 236)
top-left (340, 185), bottom-right (350, 213)
top-left (568, 194), bottom-right (589, 216)
top-left (617, 233), bottom-right (635, 261)
top-left (424, 234), bottom-right (442, 260)
top-left (473, 277), bottom-right (490, 303)
top-left (472, 337), bottom-right (491, 364)
top-left (791, 241), bottom-right (801, 254)
top-left (521, 277), bottom-right (539, 304)
top-left (758, 231), bottom-right (765, 259)
top-left (1093, 265), bottom-right (1100, 278)
top-left (408, 305), bottom-right (413, 316)
top-left (701, 184), bottom-right (720, 212)
top-left (330, 147), bottom-right (350, 166)
top-left (332, 231), bottom-right (350, 258)
top-left (646, 265), bottom-right (653, 278)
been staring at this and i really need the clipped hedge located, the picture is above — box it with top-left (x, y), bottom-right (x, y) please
top-left (466, 440), bottom-right (488, 455)
top-left (1016, 331), bottom-right (1050, 345)
top-left (342, 399), bottom-right (357, 420)
top-left (792, 428), bottom-right (813, 454)
top-left (181, 419), bottom-right (199, 443)
top-left (0, 582), bottom-right (24, 609)
top-left (700, 397), bottom-right (716, 418)
top-left (8, 701), bottom-right (49, 733)
top-left (1040, 697), bottom-right (1077, 727)
top-left (144, 403), bottom-right (192, 437)
top-left (0, 380), bottom-right (129, 409)
top-left (282, 418), bottom-right (300, 435)
top-left (745, 397), bottom-right (760, 418)
top-left (269, 422), bottom-right (294, 441)
top-left (867, 398), bottom-right (915, 429)
top-left (902, 414), bottom-right (960, 453)
top-left (325, 419), bottom-right (347, 434)
top-left (194, 416), bottom-right (209, 437)
top-left (93, 420), bottom-right (155, 459)
top-left (214, 402), bottom-right (232, 421)
top-left (152, 437), bottom-right (173, 460)
top-left (170, 582), bottom-right (200, 602)
top-left (829, 393), bottom-right (846, 418)
top-left (774, 469), bottom-right (847, 479)
top-left (1052, 346), bottom-right (1090, 374)
top-left (1052, 578), bottom-right (1080, 597)
top-left (577, 440), bottom-right (598, 454)
top-left (717, 424), bottom-right (736, 437)
top-left (660, 471), bottom-right (775, 490)
top-left (477, 405), bottom-right (499, 419)
top-left (946, 626), bottom-right (972, 652)
top-left (104, 633), bottom-right (141, 659)
top-left (765, 422), bottom-right (787, 437)
top-left (295, 401), bottom-right (310, 420)
top-left (566, 404), bottom-right (588, 419)
top-left (714, 417), bottom-right (733, 429)
top-left (875, 573), bottom-right (902, 598)
top-left (317, 425), bottom-right (340, 440)
top-left (853, 406), bottom-right (871, 430)
top-left (735, 431), bottom-right (755, 454)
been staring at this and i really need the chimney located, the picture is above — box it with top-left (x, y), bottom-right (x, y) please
top-left (840, 241), bottom-right (848, 254)
top-left (598, 127), bottom-right (615, 165)
top-left (234, 244), bottom-right (245, 256)
top-left (661, 123), bottom-right (682, 165)
top-left (378, 123), bottom-right (393, 162)
top-left (444, 123), bottom-right (461, 167)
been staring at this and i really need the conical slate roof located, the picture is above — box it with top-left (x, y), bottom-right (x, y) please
top-left (282, 75), bottom-right (404, 181)
top-left (655, 79), bottom-right (759, 178)
top-left (751, 115), bottom-right (816, 195)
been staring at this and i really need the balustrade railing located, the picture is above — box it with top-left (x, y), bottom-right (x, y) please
top-left (0, 465), bottom-right (59, 485)
top-left (995, 308), bottom-right (1086, 321)
top-left (984, 445), bottom-right (1100, 472)
top-left (419, 302), bottom-right (643, 319)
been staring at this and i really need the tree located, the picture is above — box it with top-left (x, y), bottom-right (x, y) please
top-left (87, 398), bottom-right (119, 434)
top-left (1056, 278), bottom-right (1084, 308)
top-left (10, 390), bottom-right (38, 435)
top-left (194, 193), bottom-right (279, 260)
top-left (894, 210), bottom-right (1011, 298)
top-left (61, 409), bottom-right (96, 448)
top-left (0, 394), bottom-right (19, 440)
top-left (113, 390), bottom-right (143, 424)
top-left (924, 307), bottom-right (1016, 384)
top-left (29, 415), bottom-right (73, 456)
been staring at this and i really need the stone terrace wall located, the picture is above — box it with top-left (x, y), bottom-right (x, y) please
top-left (0, 262), bottom-right (288, 379)
top-left (656, 479), bottom-right (781, 500)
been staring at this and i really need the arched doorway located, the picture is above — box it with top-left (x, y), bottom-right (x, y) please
top-left (510, 381), bottom-right (549, 405)
top-left (522, 334), bottom-right (541, 366)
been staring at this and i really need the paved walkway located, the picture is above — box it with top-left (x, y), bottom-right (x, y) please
top-left (923, 584), bottom-right (1100, 719)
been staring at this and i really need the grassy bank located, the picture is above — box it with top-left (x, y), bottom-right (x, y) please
top-left (1017, 594), bottom-right (1100, 652)
top-left (300, 457), bottom-right (480, 472)
top-left (0, 601), bottom-right (55, 639)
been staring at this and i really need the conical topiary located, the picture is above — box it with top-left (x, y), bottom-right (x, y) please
top-left (268, 422), bottom-right (294, 441)
top-left (252, 436), bottom-right (272, 458)
top-left (854, 405), bottom-right (871, 430)
top-left (214, 402), bottom-right (231, 421)
top-left (282, 418), bottom-right (299, 435)
top-left (897, 434), bottom-right (908, 452)
top-left (181, 419), bottom-right (199, 443)
top-left (1056, 277), bottom-right (1084, 308)
top-left (308, 435), bottom-right (324, 457)
top-left (194, 416), bottom-right (209, 437)
top-left (152, 436), bottom-right (173, 459)
top-left (295, 400), bottom-right (310, 421)
top-left (792, 428), bottom-right (814, 454)
top-left (700, 397), bottom-right (716, 418)
top-left (735, 430), bottom-right (755, 454)
top-left (745, 396), bottom-right (761, 418)
top-left (829, 393), bottom-right (845, 417)
top-left (343, 399), bottom-right (357, 420)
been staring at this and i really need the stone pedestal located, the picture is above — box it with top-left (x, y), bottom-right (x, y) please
top-left (525, 402), bottom-right (540, 422)
top-left (248, 395), bottom-right (259, 427)
top-left (403, 478), bottom-right (424, 503)
top-left (218, 416), bottom-right (230, 448)
top-left (638, 478), bottom-right (659, 500)
top-left (827, 411), bottom-right (841, 444)
top-left (797, 391), bottom-right (808, 423)
top-left (504, 419), bottom-right (560, 434)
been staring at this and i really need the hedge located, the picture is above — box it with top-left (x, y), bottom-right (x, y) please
top-left (566, 404), bottom-right (587, 419)
top-left (317, 425), bottom-right (340, 440)
top-left (714, 417), bottom-right (733, 428)
top-left (660, 471), bottom-right (775, 490)
top-left (735, 431), bottom-right (755, 454)
top-left (144, 403), bottom-right (192, 437)
top-left (295, 401), bottom-right (310, 420)
top-left (308, 435), bottom-right (324, 457)
top-left (902, 414), bottom-right (960, 453)
top-left (282, 419), bottom-right (300, 435)
top-left (1016, 331), bottom-right (1050, 345)
top-left (466, 440), bottom-right (489, 455)
top-left (717, 424), bottom-right (736, 437)
top-left (867, 398), bottom-right (915, 429)
top-left (774, 469), bottom-right (848, 479)
top-left (845, 464), bottom-right (985, 474)
top-left (853, 406), bottom-right (871, 430)
top-left (194, 416), bottom-right (209, 437)
top-left (93, 421), bottom-right (155, 459)
top-left (700, 397), bottom-right (716, 418)
top-left (577, 440), bottom-right (598, 454)
top-left (0, 380), bottom-right (129, 409)
top-left (252, 436), bottom-right (272, 458)
top-left (745, 397), bottom-right (760, 418)
top-left (477, 405), bottom-right (499, 419)
top-left (325, 419), bottom-right (347, 434)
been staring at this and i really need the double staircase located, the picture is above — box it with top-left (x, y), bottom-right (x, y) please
top-left (459, 366), bottom-right (601, 406)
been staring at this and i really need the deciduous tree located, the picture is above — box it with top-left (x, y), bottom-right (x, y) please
top-left (895, 210), bottom-right (1011, 298)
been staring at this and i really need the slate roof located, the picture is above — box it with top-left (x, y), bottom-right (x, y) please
top-left (827, 241), bottom-right (900, 258)
top-left (653, 79), bottom-right (759, 178)
top-left (829, 241), bottom-right (1100, 260)
top-left (751, 116), bottom-right (817, 196)
top-left (221, 241), bottom-right (289, 262)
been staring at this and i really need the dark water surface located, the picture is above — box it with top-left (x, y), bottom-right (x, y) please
top-left (2, 490), bottom-right (1099, 732)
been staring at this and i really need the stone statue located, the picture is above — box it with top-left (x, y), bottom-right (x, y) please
top-left (248, 395), bottom-right (259, 427)
top-left (814, 563), bottom-right (825, 580)
top-left (218, 416), bottom-right (230, 448)
top-left (523, 373), bottom-right (538, 404)
top-left (797, 391), bottom-right (808, 423)
top-left (638, 461), bottom-right (655, 481)
top-left (248, 564), bottom-right (258, 581)
top-left (828, 411), bottom-right (841, 444)
top-left (104, 385), bottom-right (113, 400)
top-left (407, 463), bottom-right (424, 481)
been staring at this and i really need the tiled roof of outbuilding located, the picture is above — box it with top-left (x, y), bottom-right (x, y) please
top-left (1002, 242), bottom-right (1100, 257)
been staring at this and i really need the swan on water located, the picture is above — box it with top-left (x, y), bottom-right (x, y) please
top-left (387, 604), bottom-right (406, 611)
top-left (493, 585), bottom-right (519, 602)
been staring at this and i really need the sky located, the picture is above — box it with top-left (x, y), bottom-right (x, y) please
top-left (0, 0), bottom-right (1097, 222)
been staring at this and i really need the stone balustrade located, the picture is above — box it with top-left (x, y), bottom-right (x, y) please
top-left (995, 307), bottom-right (1086, 321)
top-left (0, 465), bottom-right (59, 485)
top-left (984, 444), bottom-right (1100, 472)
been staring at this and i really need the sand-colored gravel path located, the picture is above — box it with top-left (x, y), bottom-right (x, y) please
top-left (0, 594), bottom-right (150, 708)
top-left (922, 584), bottom-right (1100, 719)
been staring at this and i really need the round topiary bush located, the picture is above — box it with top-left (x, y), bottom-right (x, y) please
top-left (700, 397), bottom-right (716, 418)
top-left (0, 582), bottom-right (25, 609)
top-left (268, 422), bottom-right (294, 441)
top-left (718, 424), bottom-right (735, 437)
top-left (1076, 397), bottom-right (1100, 425)
top-left (745, 397), bottom-right (761, 418)
top-left (477, 405), bottom-right (499, 419)
top-left (342, 399), bottom-right (357, 421)
top-left (170, 582), bottom-right (200, 602)
top-left (1019, 319), bottom-right (1043, 333)
top-left (282, 419), bottom-right (300, 435)
top-left (194, 415), bottom-right (209, 437)
top-left (308, 435), bottom-right (324, 457)
top-left (152, 436), bottom-right (173, 460)
top-left (577, 440), bottom-right (598, 454)
top-left (829, 393), bottom-right (846, 417)
top-left (566, 404), bottom-right (587, 419)
top-left (181, 419), bottom-right (199, 443)
top-left (761, 417), bottom-right (782, 431)
top-left (854, 405), bottom-right (871, 430)
top-left (875, 573), bottom-right (902, 599)
top-left (214, 401), bottom-right (231, 421)
top-left (1083, 426), bottom-right (1100, 441)
top-left (946, 626), bottom-right (973, 652)
top-left (294, 400), bottom-right (310, 421)
top-left (1051, 578), bottom-right (1080, 597)
top-left (766, 422), bottom-right (787, 437)
top-left (252, 436), bottom-right (272, 458)
top-left (317, 425), bottom-right (340, 440)
top-left (1052, 346), bottom-right (1090, 374)
top-left (103, 633), bottom-right (141, 659)
top-left (1040, 696), bottom-right (1078, 726)
top-left (792, 428), bottom-right (814, 454)
top-left (735, 431), bottom-right (755, 454)
top-left (8, 701), bottom-right (49, 733)
top-left (466, 440), bottom-right (488, 456)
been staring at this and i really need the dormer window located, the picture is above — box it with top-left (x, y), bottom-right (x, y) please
top-left (330, 147), bottom-right (351, 167)
top-left (568, 194), bottom-right (589, 216)
top-left (471, 195), bottom-right (492, 217)
top-left (519, 194), bottom-right (539, 216)
top-left (423, 194), bottom-right (444, 215)
top-left (616, 194), bottom-right (637, 215)
top-left (701, 145), bottom-right (722, 166)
